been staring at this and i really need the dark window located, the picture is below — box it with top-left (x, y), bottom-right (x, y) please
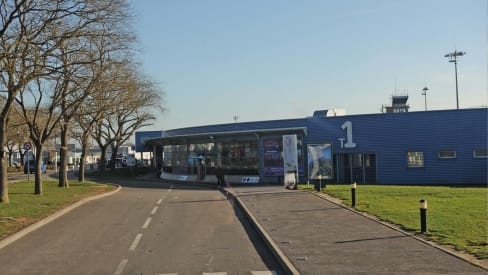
top-left (438, 150), bottom-right (456, 159)
top-left (473, 148), bottom-right (488, 158)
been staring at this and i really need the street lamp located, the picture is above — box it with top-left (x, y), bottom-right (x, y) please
top-left (444, 50), bottom-right (466, 110)
top-left (421, 86), bottom-right (429, 111)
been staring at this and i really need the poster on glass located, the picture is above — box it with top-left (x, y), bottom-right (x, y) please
top-left (307, 143), bottom-right (333, 180)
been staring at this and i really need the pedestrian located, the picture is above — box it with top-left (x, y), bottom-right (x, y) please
top-left (41, 162), bottom-right (47, 174)
top-left (200, 159), bottom-right (206, 180)
top-left (216, 166), bottom-right (222, 186)
top-left (215, 166), bottom-right (220, 186)
top-left (219, 166), bottom-right (226, 187)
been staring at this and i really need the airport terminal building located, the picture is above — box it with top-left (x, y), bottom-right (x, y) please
top-left (140, 108), bottom-right (487, 185)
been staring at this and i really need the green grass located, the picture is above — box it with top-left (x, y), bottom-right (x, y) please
top-left (0, 180), bottom-right (116, 240)
top-left (299, 184), bottom-right (488, 259)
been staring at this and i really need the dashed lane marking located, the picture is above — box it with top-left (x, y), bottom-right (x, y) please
top-left (113, 259), bottom-right (128, 275)
top-left (142, 217), bottom-right (152, 229)
top-left (129, 233), bottom-right (143, 251)
top-left (151, 206), bottom-right (159, 215)
top-left (202, 273), bottom-right (227, 275)
top-left (157, 198), bottom-right (163, 205)
top-left (251, 271), bottom-right (278, 275)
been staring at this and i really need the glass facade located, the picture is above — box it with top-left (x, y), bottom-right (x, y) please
top-left (162, 140), bottom-right (259, 175)
top-left (221, 141), bottom-right (258, 175)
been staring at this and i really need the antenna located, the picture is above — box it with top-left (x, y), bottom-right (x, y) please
top-left (394, 78), bottom-right (398, 94)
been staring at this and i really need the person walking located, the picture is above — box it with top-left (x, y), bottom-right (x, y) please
top-left (41, 162), bottom-right (47, 174)
top-left (216, 166), bottom-right (222, 186)
top-left (216, 165), bottom-right (226, 187)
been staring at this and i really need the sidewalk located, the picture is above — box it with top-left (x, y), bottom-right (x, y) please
top-left (225, 185), bottom-right (487, 275)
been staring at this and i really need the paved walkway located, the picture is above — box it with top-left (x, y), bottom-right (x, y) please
top-left (225, 185), bottom-right (487, 275)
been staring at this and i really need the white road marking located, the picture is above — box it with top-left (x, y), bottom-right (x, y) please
top-left (157, 198), bottom-right (163, 205)
top-left (142, 217), bottom-right (152, 229)
top-left (151, 206), bottom-right (159, 215)
top-left (129, 233), bottom-right (143, 251)
top-left (154, 271), bottom-right (275, 275)
top-left (112, 259), bottom-right (128, 275)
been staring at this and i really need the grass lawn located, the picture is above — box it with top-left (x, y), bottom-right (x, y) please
top-left (0, 180), bottom-right (116, 240)
top-left (299, 184), bottom-right (488, 259)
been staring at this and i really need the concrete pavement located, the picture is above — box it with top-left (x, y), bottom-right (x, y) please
top-left (225, 185), bottom-right (487, 275)
top-left (4, 170), bottom-right (486, 274)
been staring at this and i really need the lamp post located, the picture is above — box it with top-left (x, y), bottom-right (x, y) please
top-left (421, 87), bottom-right (429, 111)
top-left (444, 50), bottom-right (466, 110)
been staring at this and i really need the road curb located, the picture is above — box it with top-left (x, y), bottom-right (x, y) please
top-left (0, 184), bottom-right (121, 251)
top-left (225, 189), bottom-right (301, 275)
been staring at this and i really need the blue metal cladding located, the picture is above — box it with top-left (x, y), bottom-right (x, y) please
top-left (150, 108), bottom-right (487, 185)
top-left (306, 108), bottom-right (487, 185)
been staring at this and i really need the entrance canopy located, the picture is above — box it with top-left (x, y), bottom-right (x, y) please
top-left (145, 127), bottom-right (308, 147)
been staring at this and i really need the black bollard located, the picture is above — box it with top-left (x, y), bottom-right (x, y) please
top-left (351, 182), bottom-right (357, 207)
top-left (419, 199), bottom-right (427, 233)
top-left (318, 175), bottom-right (322, 191)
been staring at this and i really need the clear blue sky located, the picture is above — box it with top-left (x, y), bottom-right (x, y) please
top-left (129, 0), bottom-right (487, 130)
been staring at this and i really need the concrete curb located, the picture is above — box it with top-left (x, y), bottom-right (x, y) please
top-left (0, 184), bottom-right (121, 251)
top-left (225, 189), bottom-right (301, 275)
top-left (310, 190), bottom-right (488, 271)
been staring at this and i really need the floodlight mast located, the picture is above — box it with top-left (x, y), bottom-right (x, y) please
top-left (422, 86), bottom-right (429, 111)
top-left (444, 50), bottom-right (466, 110)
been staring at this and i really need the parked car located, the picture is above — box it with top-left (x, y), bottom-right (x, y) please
top-left (24, 160), bottom-right (36, 174)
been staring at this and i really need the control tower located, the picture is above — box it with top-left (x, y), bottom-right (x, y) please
top-left (383, 93), bottom-right (409, 113)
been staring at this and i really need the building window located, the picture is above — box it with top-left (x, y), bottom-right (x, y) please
top-left (473, 148), bottom-right (488, 158)
top-left (221, 140), bottom-right (258, 174)
top-left (407, 151), bottom-right (424, 167)
top-left (438, 150), bottom-right (456, 159)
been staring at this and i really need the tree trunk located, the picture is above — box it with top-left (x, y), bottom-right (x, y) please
top-left (0, 116), bottom-right (9, 203)
top-left (77, 134), bottom-right (91, 182)
top-left (58, 127), bottom-right (69, 188)
top-left (19, 148), bottom-right (25, 168)
top-left (7, 151), bottom-right (13, 167)
top-left (98, 144), bottom-right (108, 173)
top-left (34, 144), bottom-right (43, 195)
top-left (110, 145), bottom-right (118, 173)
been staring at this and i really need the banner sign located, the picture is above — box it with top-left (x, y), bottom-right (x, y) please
top-left (283, 134), bottom-right (298, 187)
top-left (307, 143), bottom-right (333, 179)
top-left (263, 137), bottom-right (283, 176)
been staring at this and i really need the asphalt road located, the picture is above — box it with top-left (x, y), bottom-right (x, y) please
top-left (0, 180), bottom-right (282, 275)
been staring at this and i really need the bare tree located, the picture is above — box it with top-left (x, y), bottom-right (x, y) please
top-left (93, 63), bottom-right (165, 174)
top-left (5, 105), bottom-right (28, 168)
top-left (0, 0), bottom-right (134, 200)
top-left (56, 0), bottom-right (134, 188)
top-left (71, 95), bottom-right (102, 182)
top-left (0, 0), bottom-right (72, 201)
